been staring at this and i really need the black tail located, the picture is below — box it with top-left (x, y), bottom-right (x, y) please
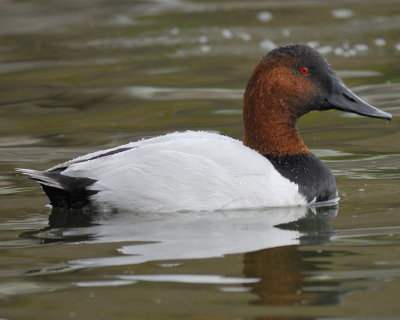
top-left (17, 168), bottom-right (98, 209)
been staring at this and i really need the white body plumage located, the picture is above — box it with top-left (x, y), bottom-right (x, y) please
top-left (30, 131), bottom-right (306, 212)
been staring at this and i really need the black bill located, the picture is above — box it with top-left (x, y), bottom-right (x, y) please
top-left (323, 70), bottom-right (392, 121)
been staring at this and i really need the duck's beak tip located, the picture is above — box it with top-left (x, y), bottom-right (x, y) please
top-left (384, 113), bottom-right (392, 122)
top-left (363, 108), bottom-right (392, 121)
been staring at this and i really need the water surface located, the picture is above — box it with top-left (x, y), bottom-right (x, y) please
top-left (1, 0), bottom-right (400, 319)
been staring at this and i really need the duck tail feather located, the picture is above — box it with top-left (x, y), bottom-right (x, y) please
top-left (16, 168), bottom-right (63, 189)
top-left (16, 168), bottom-right (99, 209)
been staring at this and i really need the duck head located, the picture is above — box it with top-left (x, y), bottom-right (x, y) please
top-left (243, 44), bottom-right (392, 157)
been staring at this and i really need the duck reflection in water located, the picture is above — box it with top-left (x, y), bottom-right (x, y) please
top-left (20, 205), bottom-right (340, 316)
top-left (33, 205), bottom-right (340, 311)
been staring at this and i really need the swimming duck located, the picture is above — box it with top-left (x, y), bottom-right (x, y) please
top-left (18, 44), bottom-right (391, 212)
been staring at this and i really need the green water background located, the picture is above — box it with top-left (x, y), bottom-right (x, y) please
top-left (1, 1), bottom-right (400, 319)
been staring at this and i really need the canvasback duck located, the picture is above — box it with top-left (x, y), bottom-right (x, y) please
top-left (18, 44), bottom-right (392, 212)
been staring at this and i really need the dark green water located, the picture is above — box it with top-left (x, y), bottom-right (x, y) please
top-left (1, 0), bottom-right (400, 319)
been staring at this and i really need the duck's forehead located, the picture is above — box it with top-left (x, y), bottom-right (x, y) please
top-left (267, 45), bottom-right (329, 69)
top-left (298, 50), bottom-right (329, 69)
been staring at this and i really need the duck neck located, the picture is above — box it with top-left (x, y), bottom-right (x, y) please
top-left (243, 107), bottom-right (308, 157)
top-left (242, 61), bottom-right (309, 157)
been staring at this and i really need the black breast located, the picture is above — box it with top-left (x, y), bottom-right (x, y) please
top-left (265, 152), bottom-right (338, 203)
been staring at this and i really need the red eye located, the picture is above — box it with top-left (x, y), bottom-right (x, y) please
top-left (300, 67), bottom-right (309, 75)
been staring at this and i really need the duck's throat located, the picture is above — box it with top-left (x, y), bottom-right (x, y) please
top-left (243, 124), bottom-right (308, 157)
top-left (243, 109), bottom-right (309, 157)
